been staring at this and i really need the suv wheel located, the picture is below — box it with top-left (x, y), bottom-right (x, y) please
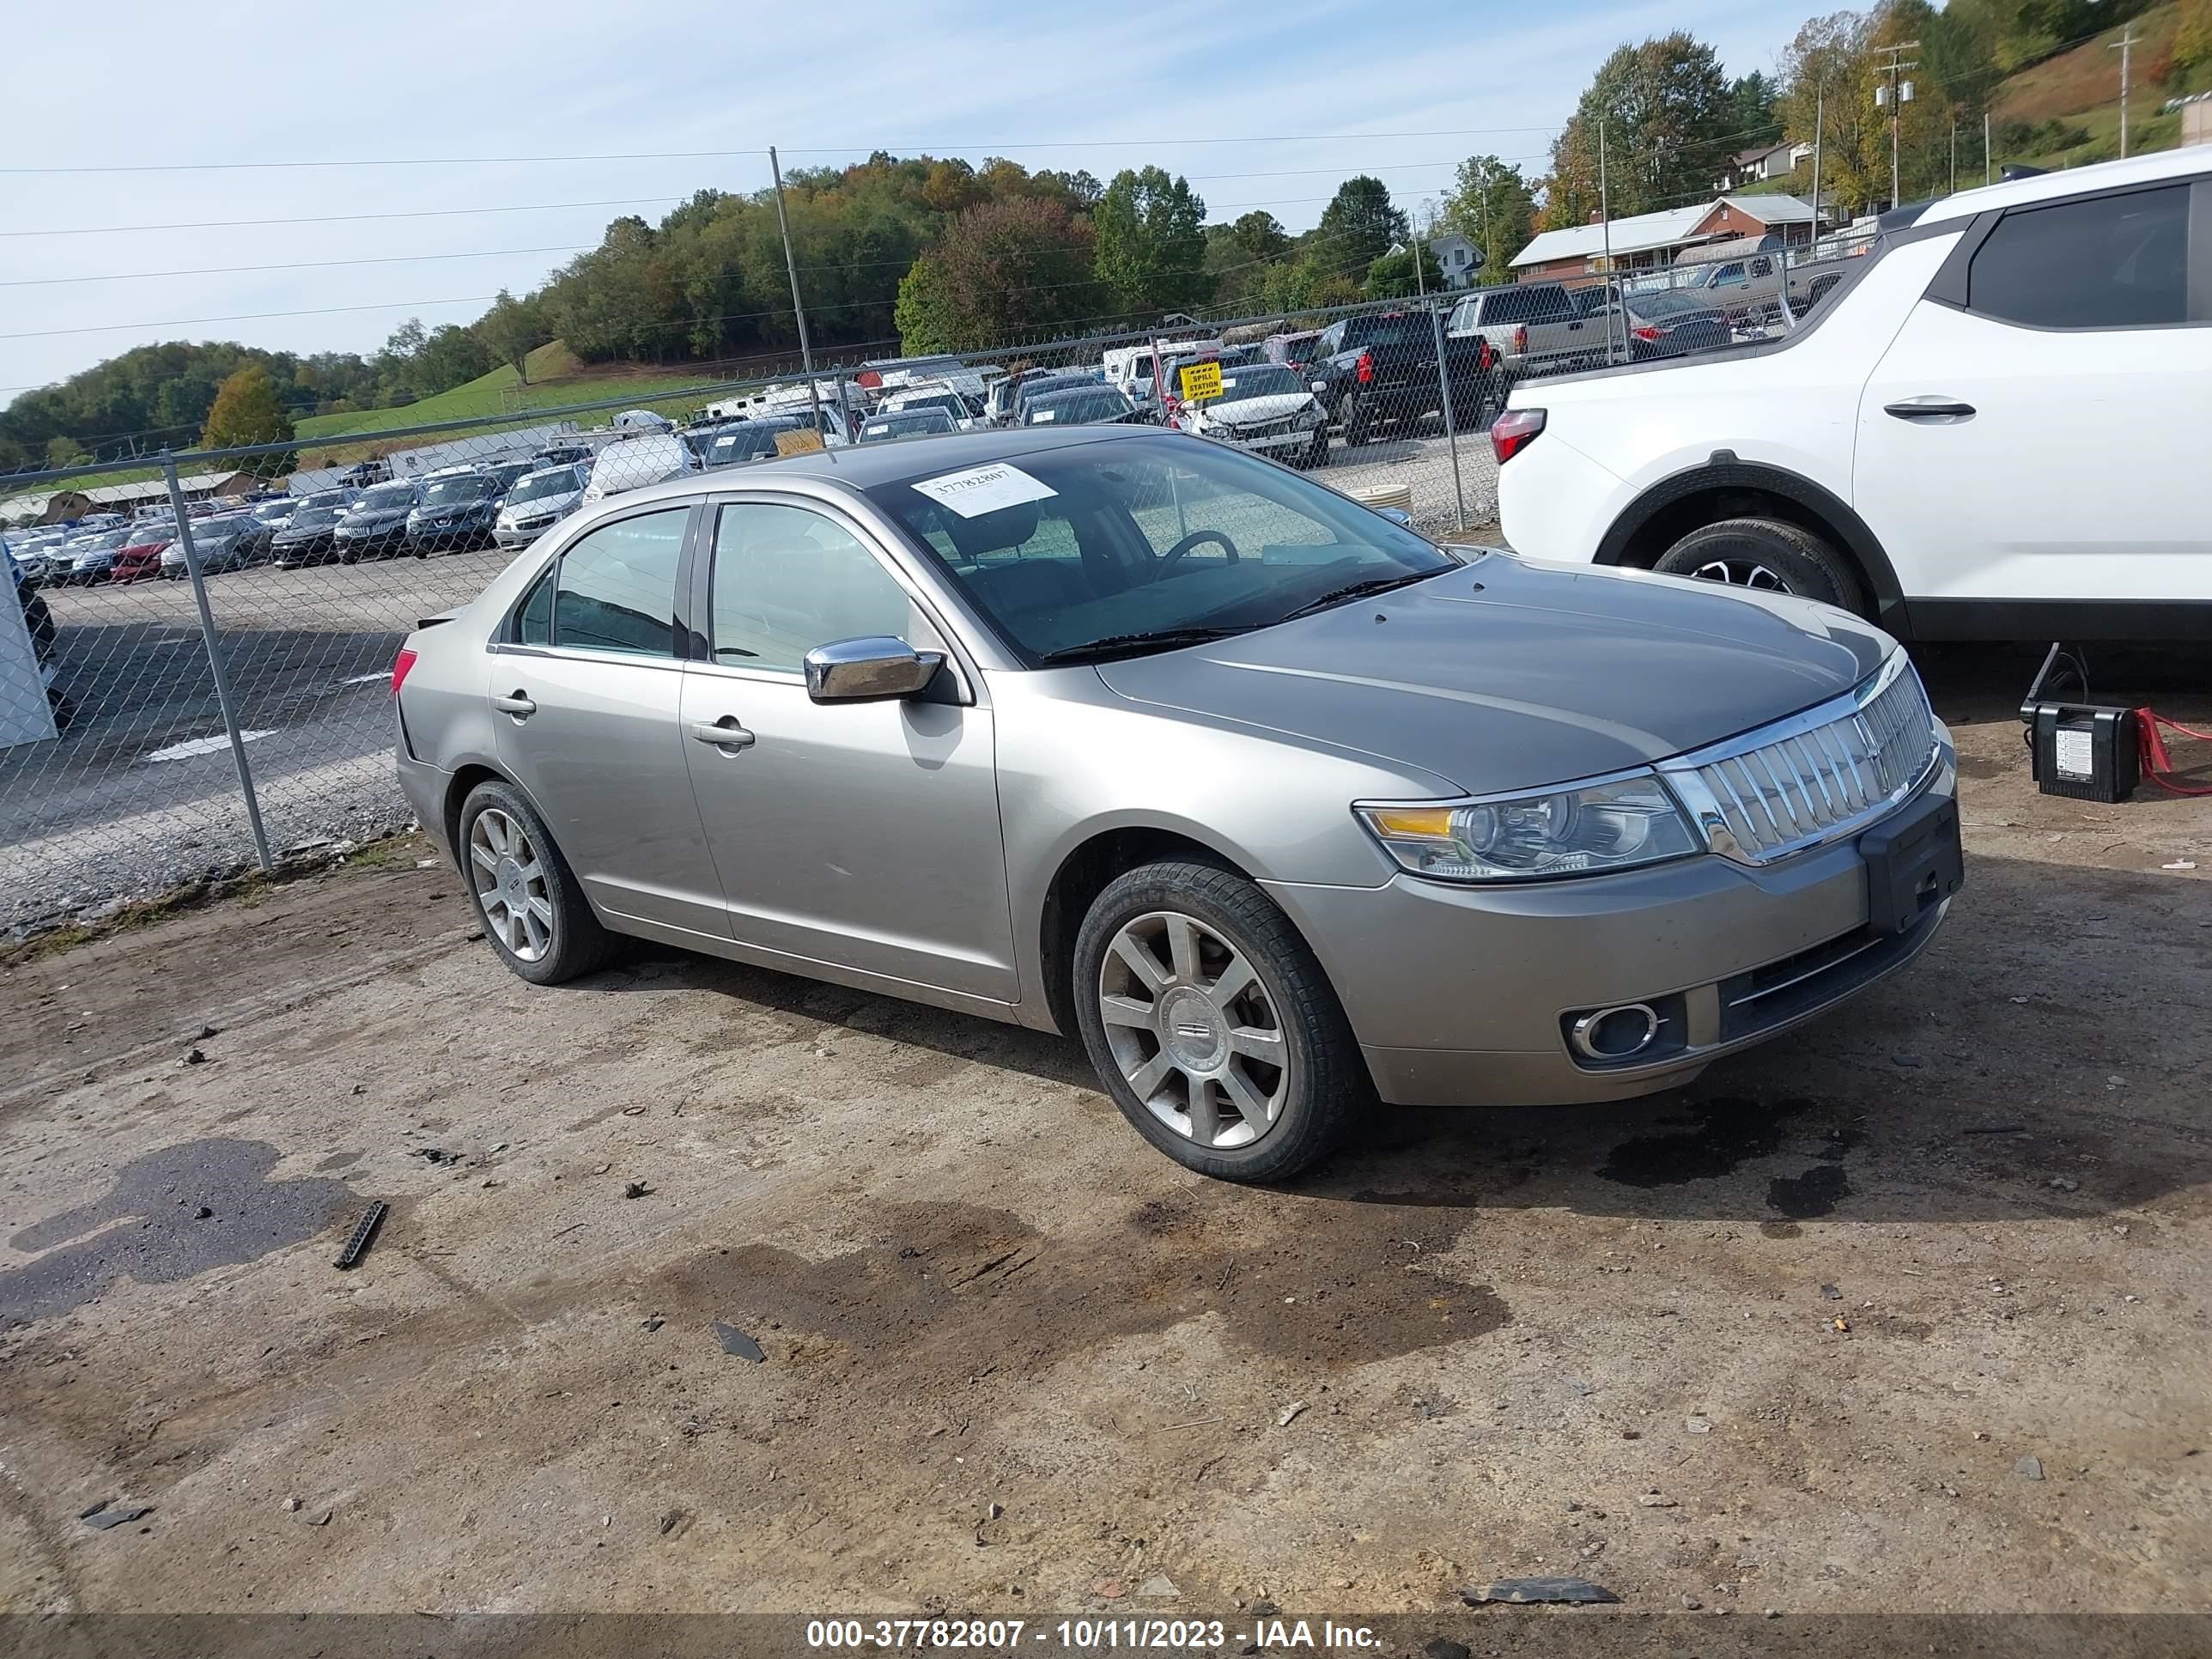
top-left (1342, 397), bottom-right (1374, 447)
top-left (1653, 517), bottom-right (1864, 614)
top-left (1072, 860), bottom-right (1367, 1183)
top-left (457, 780), bottom-right (613, 986)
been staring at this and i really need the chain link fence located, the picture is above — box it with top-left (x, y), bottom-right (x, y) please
top-left (4, 261), bottom-right (1877, 932)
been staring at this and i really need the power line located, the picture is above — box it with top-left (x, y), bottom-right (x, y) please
top-left (0, 127), bottom-right (1567, 176)
top-left (0, 244), bottom-right (594, 289)
top-left (0, 195), bottom-right (690, 240)
top-left (0, 295), bottom-right (502, 341)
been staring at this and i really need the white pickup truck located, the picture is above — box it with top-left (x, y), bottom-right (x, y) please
top-left (1496, 149), bottom-right (2211, 643)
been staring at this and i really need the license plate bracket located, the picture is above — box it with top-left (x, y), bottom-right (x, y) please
top-left (1859, 791), bottom-right (1964, 935)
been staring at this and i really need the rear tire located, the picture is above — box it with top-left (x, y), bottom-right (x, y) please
top-left (1652, 516), bottom-right (1865, 615)
top-left (1072, 860), bottom-right (1368, 1183)
top-left (456, 780), bottom-right (613, 986)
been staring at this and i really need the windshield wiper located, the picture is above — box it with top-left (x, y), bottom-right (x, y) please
top-left (1034, 625), bottom-right (1248, 665)
top-left (1276, 570), bottom-right (1437, 623)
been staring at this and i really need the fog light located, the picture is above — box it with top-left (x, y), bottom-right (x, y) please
top-left (1569, 1003), bottom-right (1661, 1061)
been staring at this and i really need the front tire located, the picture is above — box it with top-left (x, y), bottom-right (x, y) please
top-left (1652, 516), bottom-right (1865, 615)
top-left (457, 780), bottom-right (613, 985)
top-left (1072, 860), bottom-right (1368, 1183)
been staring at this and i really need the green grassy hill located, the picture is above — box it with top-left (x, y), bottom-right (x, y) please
top-left (1993, 3), bottom-right (2196, 168)
top-left (295, 342), bottom-right (734, 442)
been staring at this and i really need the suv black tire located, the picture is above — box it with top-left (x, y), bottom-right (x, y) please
top-left (1072, 860), bottom-right (1369, 1183)
top-left (457, 779), bottom-right (614, 986)
top-left (1653, 516), bottom-right (1865, 615)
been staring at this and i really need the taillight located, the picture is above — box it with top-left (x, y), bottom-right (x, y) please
top-left (1490, 407), bottom-right (1546, 465)
top-left (1477, 340), bottom-right (1495, 371)
top-left (1355, 350), bottom-right (1373, 385)
top-left (1512, 325), bottom-right (1528, 355)
top-left (1632, 325), bottom-right (1662, 343)
top-left (391, 647), bottom-right (417, 696)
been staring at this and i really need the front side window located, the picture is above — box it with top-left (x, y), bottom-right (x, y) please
top-left (708, 503), bottom-right (915, 673)
top-left (550, 507), bottom-right (688, 657)
top-left (1967, 185), bottom-right (2190, 329)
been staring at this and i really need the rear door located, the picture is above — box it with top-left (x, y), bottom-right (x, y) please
top-left (678, 495), bottom-right (1017, 1002)
top-left (1854, 177), bottom-right (2210, 611)
top-left (489, 503), bottom-right (731, 938)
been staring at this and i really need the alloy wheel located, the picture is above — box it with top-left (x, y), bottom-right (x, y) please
top-left (468, 808), bottom-right (555, 963)
top-left (1689, 557), bottom-right (1791, 592)
top-left (1097, 910), bottom-right (1290, 1150)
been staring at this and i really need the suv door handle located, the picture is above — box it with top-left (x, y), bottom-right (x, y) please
top-left (491, 690), bottom-right (536, 718)
top-left (689, 716), bottom-right (755, 751)
top-left (1885, 398), bottom-right (1976, 421)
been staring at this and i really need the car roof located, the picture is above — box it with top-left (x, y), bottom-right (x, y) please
top-left (1917, 147), bottom-right (2210, 224)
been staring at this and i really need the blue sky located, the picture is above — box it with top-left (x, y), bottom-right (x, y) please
top-left (3, 0), bottom-right (1818, 402)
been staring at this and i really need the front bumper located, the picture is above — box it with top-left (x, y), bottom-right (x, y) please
top-left (1266, 761), bottom-right (1956, 1106)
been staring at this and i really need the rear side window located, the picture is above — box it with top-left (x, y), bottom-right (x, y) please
top-left (551, 507), bottom-right (689, 657)
top-left (516, 568), bottom-right (553, 644)
top-left (1968, 185), bottom-right (2190, 329)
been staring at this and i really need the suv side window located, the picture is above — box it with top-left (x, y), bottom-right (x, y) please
top-left (1968, 185), bottom-right (2190, 329)
top-left (709, 502), bottom-right (915, 673)
top-left (551, 507), bottom-right (689, 657)
top-left (1749, 256), bottom-right (1775, 278)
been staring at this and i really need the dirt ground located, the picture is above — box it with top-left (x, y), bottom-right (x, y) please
top-left (1, 645), bottom-right (2208, 1626)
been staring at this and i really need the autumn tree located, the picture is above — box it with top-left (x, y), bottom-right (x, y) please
top-left (1314, 177), bottom-right (1409, 279)
top-left (1092, 167), bottom-right (1213, 318)
top-left (199, 366), bottom-right (295, 474)
top-left (477, 289), bottom-right (553, 383)
top-left (1364, 243), bottom-right (1445, 300)
top-left (894, 197), bottom-right (1103, 353)
top-left (1541, 33), bottom-right (1736, 228)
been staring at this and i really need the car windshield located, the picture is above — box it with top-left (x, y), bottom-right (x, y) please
top-left (1198, 365), bottom-right (1304, 407)
top-left (861, 410), bottom-right (956, 441)
top-left (91, 529), bottom-right (134, 550)
top-left (865, 434), bottom-right (1454, 665)
top-left (506, 468), bottom-right (580, 504)
top-left (1634, 291), bottom-right (1709, 317)
top-left (1021, 390), bottom-right (1130, 426)
top-left (422, 477), bottom-right (495, 507)
top-left (707, 422), bottom-right (799, 466)
top-left (360, 483), bottom-right (416, 509)
top-left (889, 392), bottom-right (963, 419)
top-left (291, 506), bottom-right (342, 527)
top-left (252, 501), bottom-right (292, 521)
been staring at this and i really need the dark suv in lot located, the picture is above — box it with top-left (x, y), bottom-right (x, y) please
top-left (332, 479), bottom-right (423, 562)
top-left (407, 472), bottom-right (503, 555)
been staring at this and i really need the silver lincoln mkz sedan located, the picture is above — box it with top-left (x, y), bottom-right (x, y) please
top-left (393, 427), bottom-right (1960, 1182)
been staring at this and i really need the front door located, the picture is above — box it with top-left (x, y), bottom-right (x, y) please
top-left (490, 504), bottom-right (730, 938)
top-left (678, 497), bottom-right (1017, 1002)
top-left (1854, 178), bottom-right (2209, 610)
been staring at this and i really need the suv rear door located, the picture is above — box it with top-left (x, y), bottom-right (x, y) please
top-left (1853, 176), bottom-right (2209, 617)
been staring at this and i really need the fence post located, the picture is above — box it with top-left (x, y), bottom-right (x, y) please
top-left (162, 455), bottom-right (274, 874)
top-left (1429, 304), bottom-right (1468, 532)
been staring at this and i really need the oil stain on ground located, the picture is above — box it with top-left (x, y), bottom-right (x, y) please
top-left (653, 1195), bottom-right (1506, 1389)
top-left (1598, 1097), bottom-right (1861, 1218)
top-left (1, 1139), bottom-right (349, 1327)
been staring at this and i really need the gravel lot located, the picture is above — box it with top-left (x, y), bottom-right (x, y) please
top-left (4, 434), bottom-right (1492, 931)
top-left (1, 658), bottom-right (2206, 1627)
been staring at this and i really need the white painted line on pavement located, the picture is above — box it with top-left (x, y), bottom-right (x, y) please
top-left (143, 730), bottom-right (277, 763)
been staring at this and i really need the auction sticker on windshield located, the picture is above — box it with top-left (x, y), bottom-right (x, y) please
top-left (910, 462), bottom-right (1059, 519)
top-left (1178, 361), bottom-right (1223, 404)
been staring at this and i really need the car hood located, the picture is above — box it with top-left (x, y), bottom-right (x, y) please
top-left (1197, 392), bottom-right (1314, 426)
top-left (274, 522), bottom-right (333, 540)
top-left (412, 500), bottom-right (494, 517)
top-left (341, 507), bottom-right (412, 527)
top-left (1093, 554), bottom-right (1893, 795)
top-left (501, 494), bottom-right (580, 518)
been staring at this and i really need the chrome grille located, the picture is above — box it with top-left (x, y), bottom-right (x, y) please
top-left (1662, 657), bottom-right (1939, 866)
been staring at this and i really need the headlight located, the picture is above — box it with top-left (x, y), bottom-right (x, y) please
top-left (1356, 773), bottom-right (1700, 882)
top-left (1297, 405), bottom-right (1324, 429)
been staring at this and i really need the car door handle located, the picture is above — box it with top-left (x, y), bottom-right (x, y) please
top-left (491, 690), bottom-right (536, 717)
top-left (1884, 398), bottom-right (1976, 421)
top-left (689, 716), bottom-right (755, 751)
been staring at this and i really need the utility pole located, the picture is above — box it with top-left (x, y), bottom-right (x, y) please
top-left (1984, 109), bottom-right (1992, 185)
top-left (1597, 120), bottom-right (1619, 365)
top-left (2110, 25), bottom-right (2140, 159)
top-left (1873, 40), bottom-right (1920, 211)
top-left (1810, 80), bottom-right (1826, 231)
top-left (1949, 124), bottom-right (1958, 194)
top-left (768, 144), bottom-right (824, 439)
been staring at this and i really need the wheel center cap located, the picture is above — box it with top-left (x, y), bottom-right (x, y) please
top-left (495, 855), bottom-right (524, 904)
top-left (1158, 988), bottom-right (1226, 1070)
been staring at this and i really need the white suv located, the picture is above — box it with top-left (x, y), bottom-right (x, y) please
top-left (1497, 150), bottom-right (2210, 641)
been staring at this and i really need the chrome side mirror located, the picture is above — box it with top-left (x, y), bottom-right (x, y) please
top-left (803, 636), bottom-right (944, 703)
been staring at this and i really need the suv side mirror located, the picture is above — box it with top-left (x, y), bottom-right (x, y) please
top-left (804, 636), bottom-right (945, 703)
